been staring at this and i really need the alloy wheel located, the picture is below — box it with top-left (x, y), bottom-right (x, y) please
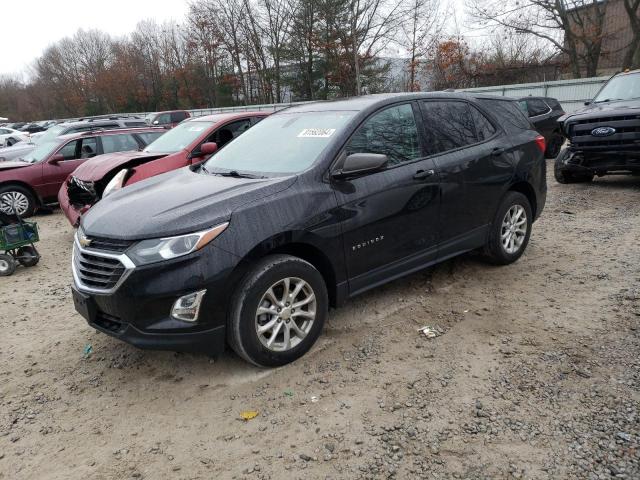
top-left (0, 191), bottom-right (29, 216)
top-left (255, 277), bottom-right (317, 352)
top-left (501, 205), bottom-right (527, 254)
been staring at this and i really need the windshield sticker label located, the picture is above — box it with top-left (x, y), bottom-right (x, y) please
top-left (298, 128), bottom-right (336, 138)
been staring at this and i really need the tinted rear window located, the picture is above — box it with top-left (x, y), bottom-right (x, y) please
top-left (478, 99), bottom-right (531, 133)
top-left (421, 101), bottom-right (477, 155)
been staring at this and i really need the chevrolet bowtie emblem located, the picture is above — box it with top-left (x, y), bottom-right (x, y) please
top-left (78, 234), bottom-right (92, 248)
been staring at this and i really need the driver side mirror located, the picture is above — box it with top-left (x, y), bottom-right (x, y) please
top-left (49, 153), bottom-right (65, 165)
top-left (199, 142), bottom-right (218, 156)
top-left (332, 153), bottom-right (388, 179)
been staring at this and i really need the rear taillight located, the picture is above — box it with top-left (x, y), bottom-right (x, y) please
top-left (534, 135), bottom-right (546, 153)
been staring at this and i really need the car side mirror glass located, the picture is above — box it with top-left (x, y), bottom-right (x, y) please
top-left (199, 142), bottom-right (218, 156)
top-left (333, 153), bottom-right (388, 179)
top-left (49, 153), bottom-right (65, 165)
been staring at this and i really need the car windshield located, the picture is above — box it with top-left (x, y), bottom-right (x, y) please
top-left (593, 73), bottom-right (640, 103)
top-left (203, 111), bottom-right (355, 175)
top-left (143, 120), bottom-right (215, 154)
top-left (20, 140), bottom-right (60, 163)
top-left (35, 124), bottom-right (65, 144)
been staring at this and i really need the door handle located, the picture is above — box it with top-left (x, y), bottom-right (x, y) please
top-left (491, 147), bottom-right (505, 156)
top-left (413, 169), bottom-right (435, 180)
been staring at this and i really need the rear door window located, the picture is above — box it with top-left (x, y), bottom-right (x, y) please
top-left (470, 106), bottom-right (497, 141)
top-left (420, 101), bottom-right (477, 155)
top-left (478, 99), bottom-right (531, 134)
top-left (345, 103), bottom-right (421, 167)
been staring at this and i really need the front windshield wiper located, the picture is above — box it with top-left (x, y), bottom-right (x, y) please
top-left (594, 98), bottom-right (624, 103)
top-left (216, 170), bottom-right (265, 179)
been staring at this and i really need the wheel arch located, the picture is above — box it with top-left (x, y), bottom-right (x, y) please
top-left (507, 181), bottom-right (537, 219)
top-left (0, 181), bottom-right (42, 206)
top-left (234, 233), bottom-right (342, 308)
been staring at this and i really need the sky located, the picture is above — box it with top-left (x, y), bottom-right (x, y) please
top-left (0, 0), bottom-right (190, 77)
top-left (1, 0), bottom-right (476, 78)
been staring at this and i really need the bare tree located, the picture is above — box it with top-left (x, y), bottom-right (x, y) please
top-left (398, 0), bottom-right (443, 91)
top-left (467, 0), bottom-right (611, 77)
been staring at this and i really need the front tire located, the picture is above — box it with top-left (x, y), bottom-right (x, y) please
top-left (0, 185), bottom-right (37, 217)
top-left (484, 191), bottom-right (532, 265)
top-left (0, 253), bottom-right (17, 276)
top-left (227, 254), bottom-right (328, 367)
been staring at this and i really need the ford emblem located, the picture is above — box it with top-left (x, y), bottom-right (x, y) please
top-left (591, 126), bottom-right (616, 137)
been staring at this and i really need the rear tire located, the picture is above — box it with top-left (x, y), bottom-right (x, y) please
top-left (0, 185), bottom-right (37, 217)
top-left (0, 253), bottom-right (17, 276)
top-left (484, 191), bottom-right (532, 265)
top-left (17, 246), bottom-right (39, 267)
top-left (227, 254), bottom-right (328, 367)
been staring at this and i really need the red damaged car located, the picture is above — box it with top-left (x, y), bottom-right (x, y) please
top-left (58, 111), bottom-right (268, 227)
top-left (0, 127), bottom-right (165, 217)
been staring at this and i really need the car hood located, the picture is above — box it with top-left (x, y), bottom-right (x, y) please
top-left (559, 98), bottom-right (640, 123)
top-left (0, 143), bottom-right (35, 160)
top-left (81, 167), bottom-right (297, 240)
top-left (0, 160), bottom-right (31, 171)
top-left (72, 151), bottom-right (170, 181)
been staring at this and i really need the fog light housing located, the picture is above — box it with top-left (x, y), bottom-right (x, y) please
top-left (171, 290), bottom-right (206, 322)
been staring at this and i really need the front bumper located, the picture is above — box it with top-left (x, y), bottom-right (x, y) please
top-left (57, 185), bottom-right (85, 227)
top-left (559, 148), bottom-right (640, 174)
top-left (72, 241), bottom-right (241, 355)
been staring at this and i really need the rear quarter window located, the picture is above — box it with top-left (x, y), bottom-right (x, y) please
top-left (479, 99), bottom-right (531, 134)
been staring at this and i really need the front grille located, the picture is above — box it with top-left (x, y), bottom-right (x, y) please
top-left (67, 177), bottom-right (97, 206)
top-left (568, 115), bottom-right (640, 150)
top-left (85, 236), bottom-right (134, 253)
top-left (73, 248), bottom-right (126, 290)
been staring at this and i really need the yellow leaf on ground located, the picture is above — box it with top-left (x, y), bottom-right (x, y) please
top-left (240, 410), bottom-right (259, 421)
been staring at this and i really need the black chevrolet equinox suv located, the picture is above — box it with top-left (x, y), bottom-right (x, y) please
top-left (72, 93), bottom-right (547, 367)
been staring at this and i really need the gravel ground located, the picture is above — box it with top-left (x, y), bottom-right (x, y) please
top-left (2, 164), bottom-right (639, 479)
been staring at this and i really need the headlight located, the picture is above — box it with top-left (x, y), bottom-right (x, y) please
top-left (127, 222), bottom-right (229, 265)
top-left (102, 169), bottom-right (129, 198)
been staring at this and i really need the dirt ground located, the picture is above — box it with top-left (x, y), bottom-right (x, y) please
top-left (2, 164), bottom-right (639, 480)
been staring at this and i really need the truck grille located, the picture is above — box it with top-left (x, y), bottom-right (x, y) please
top-left (67, 177), bottom-right (97, 206)
top-left (569, 116), bottom-right (640, 150)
